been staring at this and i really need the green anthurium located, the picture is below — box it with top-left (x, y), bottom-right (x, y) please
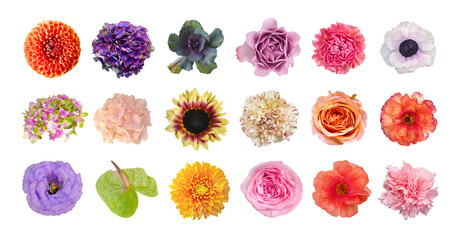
top-left (96, 161), bottom-right (158, 218)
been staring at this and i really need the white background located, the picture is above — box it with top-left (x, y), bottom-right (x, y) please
top-left (0, 0), bottom-right (452, 239)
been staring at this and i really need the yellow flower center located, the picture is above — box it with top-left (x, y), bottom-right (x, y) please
top-left (48, 182), bottom-right (60, 195)
top-left (191, 180), bottom-right (212, 200)
top-left (401, 113), bottom-right (415, 125)
top-left (336, 182), bottom-right (349, 196)
top-left (197, 183), bottom-right (208, 195)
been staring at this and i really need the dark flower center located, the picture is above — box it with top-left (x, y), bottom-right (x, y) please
top-left (336, 182), bottom-right (349, 196)
top-left (401, 113), bottom-right (415, 125)
top-left (189, 39), bottom-right (200, 50)
top-left (48, 182), bottom-right (60, 195)
top-left (399, 39), bottom-right (419, 57)
top-left (44, 38), bottom-right (63, 59)
top-left (182, 109), bottom-right (211, 134)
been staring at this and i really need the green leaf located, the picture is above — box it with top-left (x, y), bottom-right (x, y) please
top-left (194, 27), bottom-right (210, 42)
top-left (96, 164), bottom-right (158, 218)
top-left (123, 168), bottom-right (158, 197)
top-left (168, 33), bottom-right (179, 52)
top-left (96, 170), bottom-right (139, 218)
top-left (82, 112), bottom-right (88, 117)
top-left (200, 47), bottom-right (217, 65)
top-left (196, 61), bottom-right (217, 74)
top-left (207, 28), bottom-right (224, 48)
top-left (168, 57), bottom-right (193, 74)
top-left (183, 20), bottom-right (202, 30)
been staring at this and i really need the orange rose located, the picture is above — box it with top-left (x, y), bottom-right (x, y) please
top-left (311, 91), bottom-right (367, 145)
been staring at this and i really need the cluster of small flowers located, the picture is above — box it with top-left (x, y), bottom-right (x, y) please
top-left (23, 94), bottom-right (87, 143)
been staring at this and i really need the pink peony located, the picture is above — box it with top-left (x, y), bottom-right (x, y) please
top-left (240, 161), bottom-right (303, 217)
top-left (380, 162), bottom-right (438, 219)
top-left (313, 23), bottom-right (366, 74)
top-left (93, 93), bottom-right (151, 144)
top-left (236, 18), bottom-right (301, 77)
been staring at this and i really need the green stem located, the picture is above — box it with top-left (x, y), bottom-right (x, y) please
top-left (111, 161), bottom-right (129, 188)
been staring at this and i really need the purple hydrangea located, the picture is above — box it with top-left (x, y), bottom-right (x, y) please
top-left (92, 21), bottom-right (154, 78)
top-left (22, 161), bottom-right (83, 216)
top-left (23, 94), bottom-right (87, 143)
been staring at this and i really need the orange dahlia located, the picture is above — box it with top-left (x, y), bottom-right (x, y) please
top-left (24, 20), bottom-right (81, 78)
top-left (381, 92), bottom-right (437, 146)
top-left (313, 160), bottom-right (371, 218)
top-left (170, 161), bottom-right (230, 220)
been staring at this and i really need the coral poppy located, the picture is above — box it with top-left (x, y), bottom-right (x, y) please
top-left (170, 161), bottom-right (230, 220)
top-left (165, 89), bottom-right (228, 150)
top-left (381, 92), bottom-right (437, 146)
top-left (380, 162), bottom-right (438, 220)
top-left (312, 23), bottom-right (365, 74)
top-left (313, 160), bottom-right (371, 218)
top-left (24, 20), bottom-right (81, 78)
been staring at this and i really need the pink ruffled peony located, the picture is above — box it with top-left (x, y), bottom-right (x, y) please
top-left (93, 93), bottom-right (151, 144)
top-left (313, 23), bottom-right (366, 74)
top-left (236, 18), bottom-right (301, 77)
top-left (380, 162), bottom-right (438, 220)
top-left (240, 161), bottom-right (303, 217)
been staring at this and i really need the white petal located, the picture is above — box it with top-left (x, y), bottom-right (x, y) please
top-left (408, 23), bottom-right (426, 42)
top-left (389, 51), bottom-right (406, 68)
top-left (419, 53), bottom-right (434, 66)
top-left (380, 44), bottom-right (393, 66)
top-left (403, 55), bottom-right (421, 71)
top-left (419, 31), bottom-right (435, 51)
top-left (396, 67), bottom-right (413, 74)
top-left (384, 31), bottom-right (401, 50)
top-left (391, 25), bottom-right (409, 40)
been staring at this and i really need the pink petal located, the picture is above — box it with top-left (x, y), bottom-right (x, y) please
top-left (261, 18), bottom-right (278, 31)
top-left (254, 65), bottom-right (271, 77)
top-left (236, 42), bottom-right (255, 62)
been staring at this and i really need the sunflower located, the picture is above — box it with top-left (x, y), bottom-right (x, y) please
top-left (24, 20), bottom-right (81, 78)
top-left (165, 89), bottom-right (228, 150)
top-left (170, 161), bottom-right (230, 220)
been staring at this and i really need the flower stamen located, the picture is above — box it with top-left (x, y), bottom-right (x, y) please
top-left (48, 182), bottom-right (60, 195)
top-left (336, 182), bottom-right (349, 196)
top-left (401, 113), bottom-right (415, 125)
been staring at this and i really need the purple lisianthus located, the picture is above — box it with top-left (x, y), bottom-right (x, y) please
top-left (23, 161), bottom-right (82, 216)
top-left (92, 21), bottom-right (154, 78)
top-left (236, 18), bottom-right (301, 77)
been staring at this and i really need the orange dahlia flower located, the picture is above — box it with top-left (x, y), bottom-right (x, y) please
top-left (170, 162), bottom-right (230, 220)
top-left (381, 92), bottom-right (437, 146)
top-left (24, 20), bottom-right (81, 78)
top-left (313, 160), bottom-right (371, 218)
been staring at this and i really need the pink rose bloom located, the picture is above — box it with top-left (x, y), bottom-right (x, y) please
top-left (380, 162), bottom-right (438, 220)
top-left (93, 93), bottom-right (151, 144)
top-left (236, 18), bottom-right (301, 77)
top-left (313, 22), bottom-right (366, 74)
top-left (240, 161), bottom-right (303, 217)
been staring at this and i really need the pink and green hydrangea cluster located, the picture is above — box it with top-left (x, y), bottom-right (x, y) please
top-left (23, 94), bottom-right (87, 143)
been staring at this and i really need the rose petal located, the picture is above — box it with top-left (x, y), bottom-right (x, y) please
top-left (236, 42), bottom-right (254, 62)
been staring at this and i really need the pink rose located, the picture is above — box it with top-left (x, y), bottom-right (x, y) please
top-left (240, 161), bottom-right (303, 217)
top-left (236, 18), bottom-right (301, 77)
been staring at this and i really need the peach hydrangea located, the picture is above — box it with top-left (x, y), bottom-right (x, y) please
top-left (93, 93), bottom-right (151, 144)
